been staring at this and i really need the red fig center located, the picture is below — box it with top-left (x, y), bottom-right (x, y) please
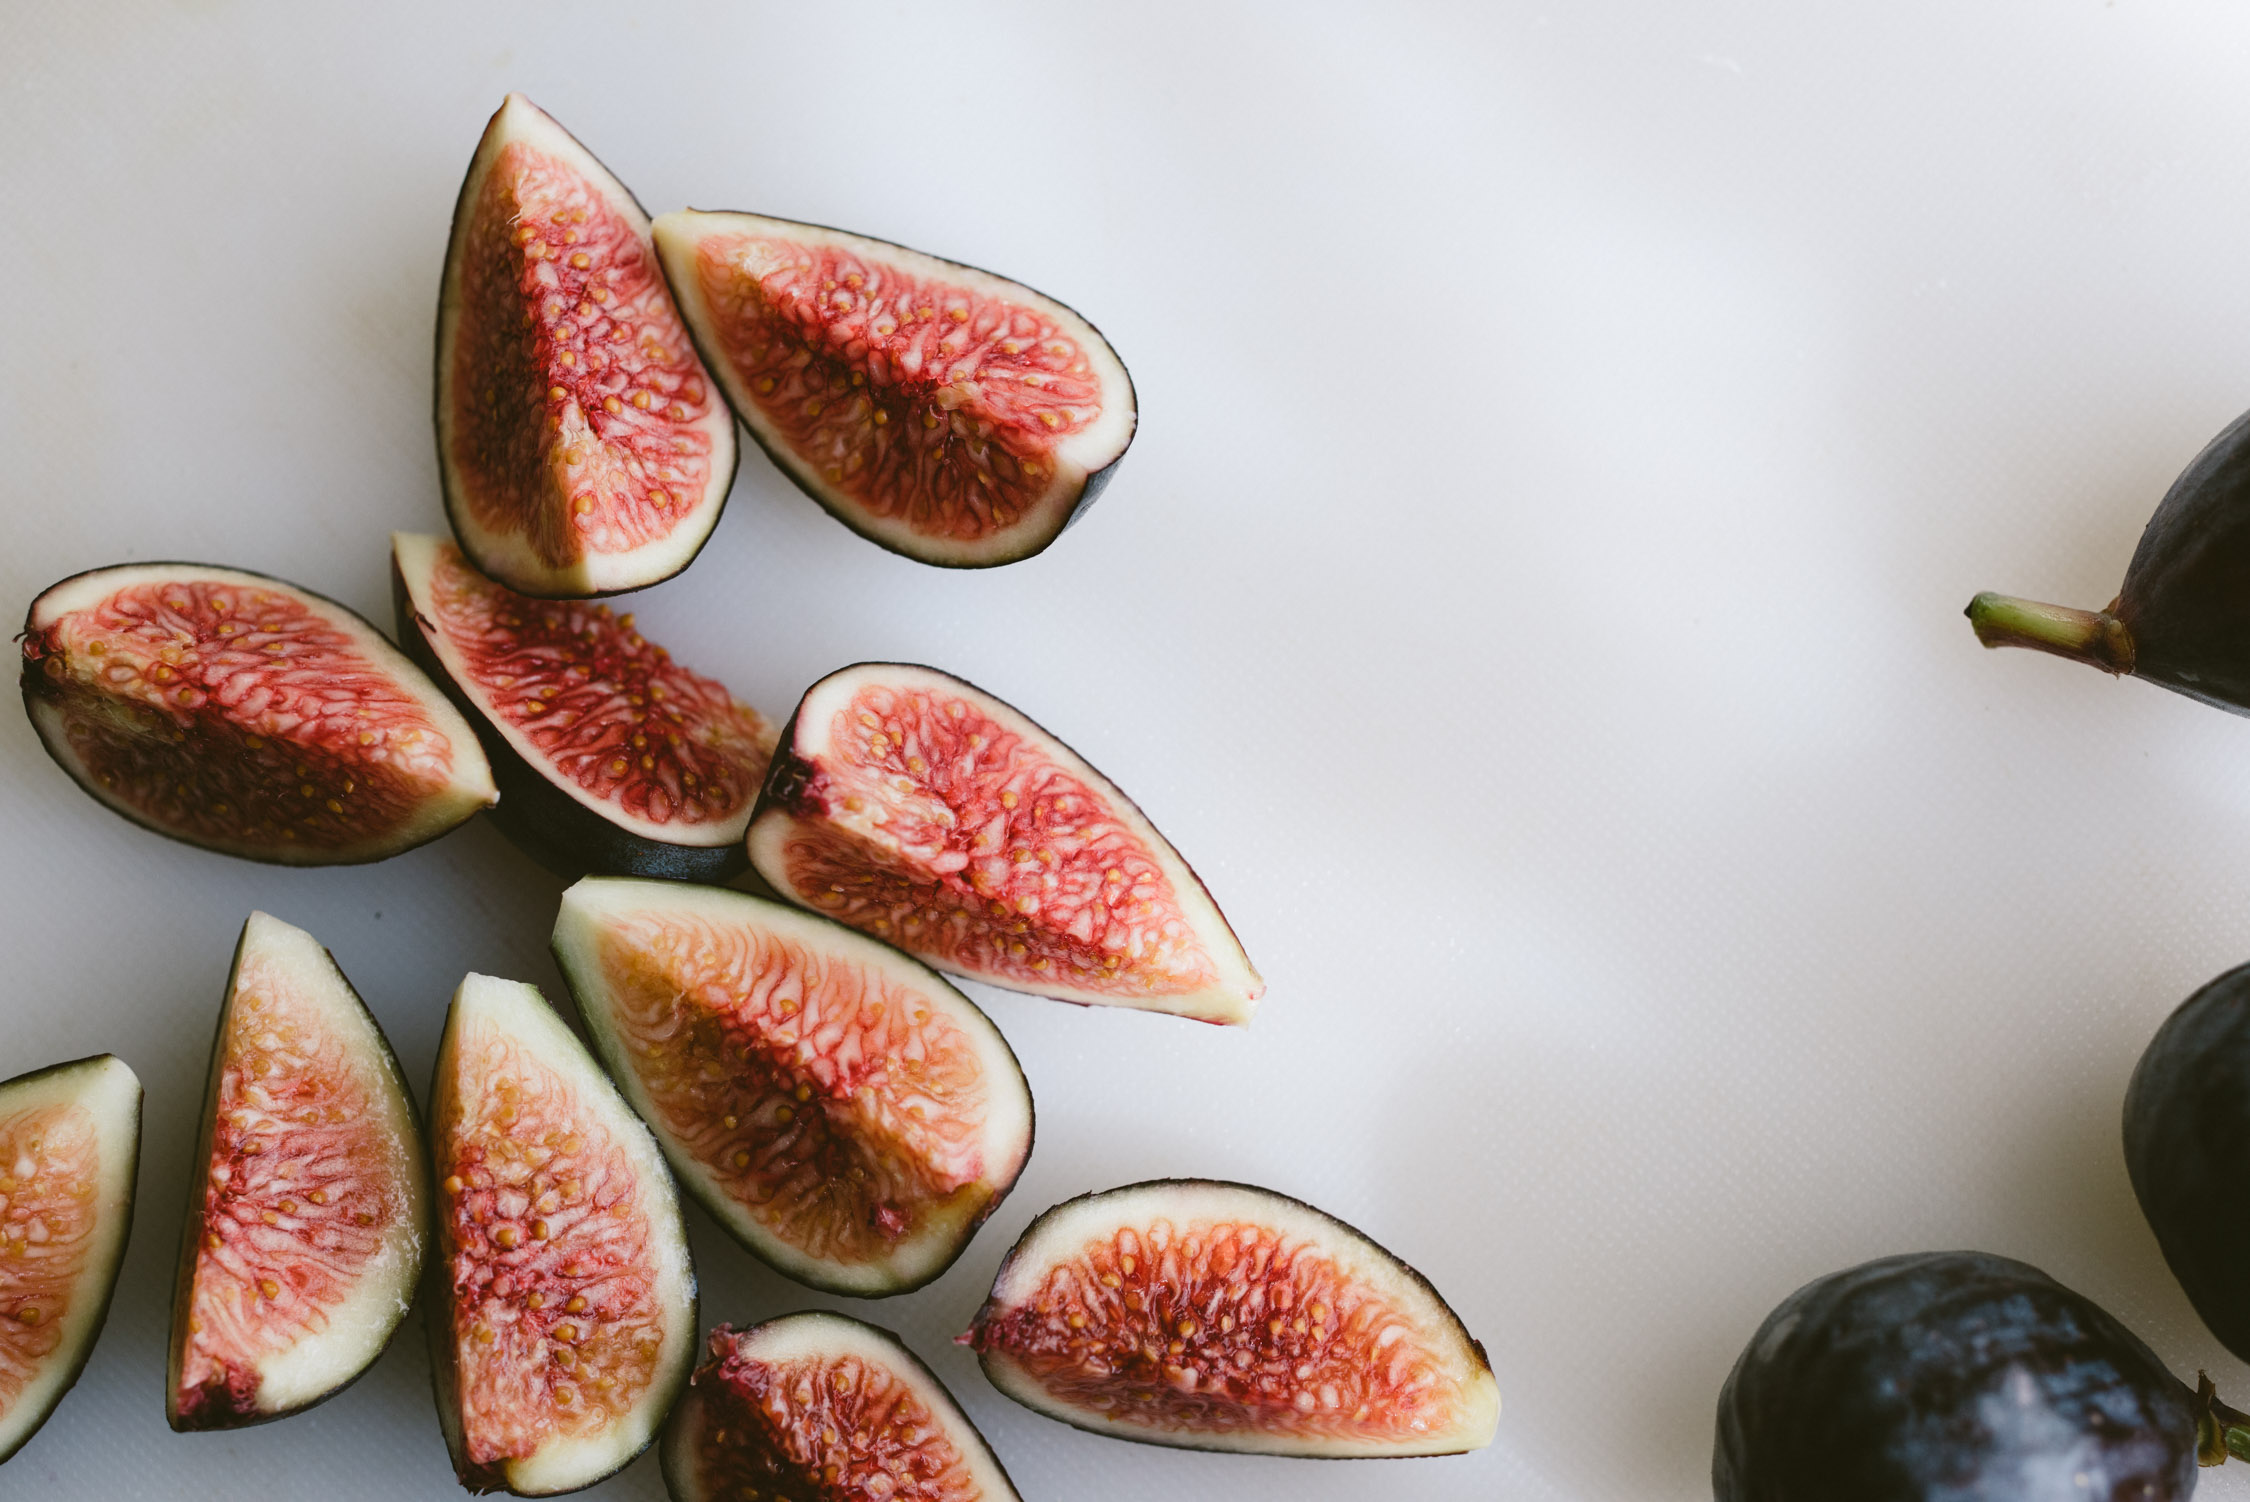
top-left (450, 142), bottom-right (716, 568)
top-left (788, 683), bottom-right (1219, 997)
top-left (0, 1104), bottom-right (97, 1412)
top-left (692, 233), bottom-right (1102, 538)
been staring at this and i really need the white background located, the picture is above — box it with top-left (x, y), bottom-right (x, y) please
top-left (10, 2), bottom-right (2250, 1497)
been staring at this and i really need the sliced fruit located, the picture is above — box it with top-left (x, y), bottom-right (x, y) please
top-left (966, 1179), bottom-right (1498, 1458)
top-left (1715, 1251), bottom-right (2199, 1499)
top-left (429, 973), bottom-right (696, 1495)
top-left (393, 534), bottom-right (776, 881)
top-left (746, 663), bottom-right (1261, 1023)
top-left (654, 210), bottom-right (1134, 567)
top-left (553, 877), bottom-right (1033, 1296)
top-left (167, 912), bottom-right (429, 1430)
top-left (437, 95), bottom-right (735, 598)
top-left (0, 1055), bottom-right (141, 1465)
top-left (20, 563), bottom-right (496, 865)
top-left (1970, 405), bottom-right (2250, 714)
top-left (662, 1314), bottom-right (1021, 1502)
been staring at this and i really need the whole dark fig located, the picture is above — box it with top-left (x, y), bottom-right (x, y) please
top-left (1715, 1251), bottom-right (2202, 1500)
top-left (2126, 963), bottom-right (2250, 1366)
top-left (1970, 408), bottom-right (2250, 712)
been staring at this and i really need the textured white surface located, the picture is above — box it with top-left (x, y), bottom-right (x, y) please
top-left (9, 2), bottom-right (2250, 1497)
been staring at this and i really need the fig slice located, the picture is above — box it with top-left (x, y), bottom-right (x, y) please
top-left (661, 1313), bottom-right (1022, 1502)
top-left (167, 912), bottom-right (429, 1431)
top-left (746, 663), bottom-right (1262, 1024)
top-left (437, 95), bottom-right (736, 598)
top-left (654, 210), bottom-right (1135, 567)
top-left (392, 534), bottom-right (777, 881)
top-left (552, 877), bottom-right (1034, 1297)
top-left (966, 1179), bottom-right (1499, 1459)
top-left (20, 562), bottom-right (497, 865)
top-left (0, 1055), bottom-right (142, 1465)
top-left (429, 973), bottom-right (697, 1496)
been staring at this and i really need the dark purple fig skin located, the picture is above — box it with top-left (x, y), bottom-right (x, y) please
top-left (1970, 407), bottom-right (2250, 713)
top-left (2114, 409), bottom-right (2250, 712)
top-left (2126, 961), bottom-right (2250, 1361)
top-left (1714, 1251), bottom-right (2198, 1501)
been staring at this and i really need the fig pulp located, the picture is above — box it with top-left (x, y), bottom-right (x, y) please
top-left (0, 1056), bottom-right (142, 1465)
top-left (2125, 960), bottom-right (2250, 1365)
top-left (393, 534), bottom-right (777, 881)
top-left (553, 878), bottom-right (1034, 1296)
top-left (1714, 1251), bottom-right (2200, 1500)
top-left (429, 973), bottom-right (696, 1495)
top-left (654, 210), bottom-right (1135, 567)
top-left (662, 1314), bottom-right (1021, 1502)
top-left (966, 1179), bottom-right (1499, 1458)
top-left (746, 663), bottom-right (1263, 1024)
top-left (20, 562), bottom-right (497, 865)
top-left (437, 95), bottom-right (735, 598)
top-left (1970, 406), bottom-right (2250, 713)
top-left (168, 912), bottom-right (429, 1430)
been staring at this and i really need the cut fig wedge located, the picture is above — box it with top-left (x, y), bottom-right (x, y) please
top-left (747, 663), bottom-right (1262, 1023)
top-left (662, 1314), bottom-right (1021, 1502)
top-left (0, 1055), bottom-right (142, 1465)
top-left (552, 877), bottom-right (1033, 1297)
top-left (393, 534), bottom-right (776, 881)
top-left (168, 912), bottom-right (429, 1430)
top-left (437, 95), bottom-right (735, 598)
top-left (967, 1180), bottom-right (1499, 1458)
top-left (654, 210), bottom-right (1135, 567)
top-left (21, 563), bottom-right (496, 865)
top-left (429, 973), bottom-right (697, 1496)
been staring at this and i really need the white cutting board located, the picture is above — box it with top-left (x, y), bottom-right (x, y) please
top-left (11, 2), bottom-right (2250, 1497)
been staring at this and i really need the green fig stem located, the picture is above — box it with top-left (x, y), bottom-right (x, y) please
top-left (2194, 1371), bottom-right (2250, 1466)
top-left (1965, 592), bottom-right (2136, 675)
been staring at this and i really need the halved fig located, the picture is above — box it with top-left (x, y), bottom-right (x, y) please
top-left (746, 663), bottom-right (1261, 1024)
top-left (0, 1055), bottom-right (142, 1464)
top-left (393, 534), bottom-right (777, 881)
top-left (20, 563), bottom-right (496, 865)
top-left (429, 973), bottom-right (697, 1495)
top-left (552, 877), bottom-right (1033, 1296)
top-left (437, 95), bottom-right (735, 598)
top-left (167, 912), bottom-right (429, 1430)
top-left (966, 1179), bottom-right (1499, 1459)
top-left (654, 210), bottom-right (1134, 567)
top-left (662, 1314), bottom-right (1021, 1502)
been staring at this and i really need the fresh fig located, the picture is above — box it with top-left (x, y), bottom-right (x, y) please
top-left (428, 972), bottom-right (697, 1495)
top-left (965, 1179), bottom-right (1499, 1458)
top-left (746, 663), bottom-right (1262, 1024)
top-left (392, 533), bottom-right (776, 881)
top-left (552, 877), bottom-right (1034, 1296)
top-left (20, 562), bottom-right (496, 865)
top-left (2125, 960), bottom-right (2250, 1366)
top-left (1969, 407), bottom-right (2250, 712)
top-left (437, 95), bottom-right (735, 598)
top-left (0, 1055), bottom-right (142, 1465)
top-left (654, 210), bottom-right (1135, 567)
top-left (167, 912), bottom-right (429, 1430)
top-left (1714, 1250), bottom-right (2201, 1500)
top-left (662, 1313), bottom-right (1021, 1502)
